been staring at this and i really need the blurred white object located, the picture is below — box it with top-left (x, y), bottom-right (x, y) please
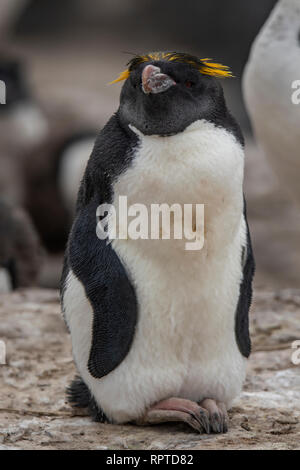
top-left (243, 0), bottom-right (300, 205)
top-left (0, 267), bottom-right (12, 293)
top-left (0, 0), bottom-right (29, 37)
top-left (58, 137), bottom-right (95, 213)
top-left (9, 102), bottom-right (49, 146)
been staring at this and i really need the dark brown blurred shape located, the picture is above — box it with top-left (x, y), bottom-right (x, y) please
top-left (0, 199), bottom-right (43, 287)
top-left (23, 122), bottom-right (96, 253)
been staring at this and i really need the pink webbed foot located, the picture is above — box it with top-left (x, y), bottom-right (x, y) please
top-left (198, 398), bottom-right (229, 433)
top-left (136, 397), bottom-right (210, 433)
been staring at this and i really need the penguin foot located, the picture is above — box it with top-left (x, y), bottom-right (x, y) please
top-left (136, 397), bottom-right (210, 433)
top-left (198, 398), bottom-right (229, 433)
top-left (67, 376), bottom-right (108, 423)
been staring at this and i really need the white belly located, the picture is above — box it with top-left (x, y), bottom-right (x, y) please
top-left (64, 120), bottom-right (247, 423)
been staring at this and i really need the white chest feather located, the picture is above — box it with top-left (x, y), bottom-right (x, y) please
top-left (113, 120), bottom-right (244, 249)
top-left (64, 119), bottom-right (247, 423)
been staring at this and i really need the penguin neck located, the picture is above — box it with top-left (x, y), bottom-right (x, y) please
top-left (279, 0), bottom-right (300, 10)
top-left (259, 0), bottom-right (300, 43)
top-left (275, 0), bottom-right (300, 22)
top-left (248, 0), bottom-right (300, 74)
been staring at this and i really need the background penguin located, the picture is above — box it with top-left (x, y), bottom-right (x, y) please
top-left (0, 53), bottom-right (49, 151)
top-left (23, 129), bottom-right (96, 253)
top-left (0, 56), bottom-right (45, 289)
top-left (0, 51), bottom-right (52, 224)
top-left (243, 0), bottom-right (300, 206)
top-left (0, 52), bottom-right (97, 253)
top-left (61, 52), bottom-right (255, 433)
top-left (0, 54), bottom-right (44, 207)
top-left (0, 199), bottom-right (43, 292)
top-left (0, 1), bottom-right (29, 38)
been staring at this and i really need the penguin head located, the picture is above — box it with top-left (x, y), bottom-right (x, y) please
top-left (113, 52), bottom-right (233, 136)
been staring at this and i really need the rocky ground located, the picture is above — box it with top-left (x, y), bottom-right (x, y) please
top-left (0, 287), bottom-right (299, 450)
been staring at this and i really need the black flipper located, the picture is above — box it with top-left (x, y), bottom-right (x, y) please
top-left (61, 113), bottom-right (138, 379)
top-left (235, 198), bottom-right (255, 358)
top-left (68, 196), bottom-right (138, 378)
top-left (67, 376), bottom-right (108, 422)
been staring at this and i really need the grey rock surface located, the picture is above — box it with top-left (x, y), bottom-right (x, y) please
top-left (0, 288), bottom-right (299, 450)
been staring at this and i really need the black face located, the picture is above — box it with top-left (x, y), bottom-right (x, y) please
top-left (0, 58), bottom-right (29, 112)
top-left (118, 60), bottom-right (228, 136)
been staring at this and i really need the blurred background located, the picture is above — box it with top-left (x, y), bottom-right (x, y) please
top-left (0, 0), bottom-right (299, 290)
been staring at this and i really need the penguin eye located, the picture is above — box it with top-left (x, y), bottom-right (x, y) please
top-left (185, 80), bottom-right (194, 88)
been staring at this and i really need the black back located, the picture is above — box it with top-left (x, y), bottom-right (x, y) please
top-left (61, 114), bottom-right (139, 378)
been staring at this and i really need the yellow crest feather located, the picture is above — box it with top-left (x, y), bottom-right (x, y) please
top-left (109, 69), bottom-right (130, 84)
top-left (109, 52), bottom-right (233, 84)
top-left (200, 59), bottom-right (233, 78)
